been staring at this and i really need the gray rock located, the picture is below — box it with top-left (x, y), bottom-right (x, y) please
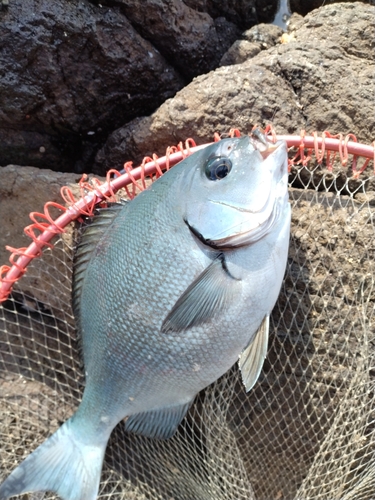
top-left (94, 2), bottom-right (375, 174)
top-left (0, 165), bottom-right (79, 268)
top-left (0, 0), bottom-right (183, 172)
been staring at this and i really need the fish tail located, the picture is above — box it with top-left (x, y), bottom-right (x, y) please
top-left (0, 417), bottom-right (107, 500)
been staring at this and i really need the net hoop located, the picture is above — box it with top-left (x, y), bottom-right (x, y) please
top-left (0, 126), bottom-right (374, 303)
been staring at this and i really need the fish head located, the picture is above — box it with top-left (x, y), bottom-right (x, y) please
top-left (184, 133), bottom-right (289, 248)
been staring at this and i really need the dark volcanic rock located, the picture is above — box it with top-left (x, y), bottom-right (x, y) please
top-left (0, 0), bottom-right (183, 171)
top-left (104, 0), bottom-right (240, 81)
top-left (183, 0), bottom-right (279, 29)
top-left (94, 2), bottom-right (375, 174)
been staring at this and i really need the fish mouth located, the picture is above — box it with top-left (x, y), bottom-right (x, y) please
top-left (211, 205), bottom-right (280, 247)
top-left (206, 192), bottom-right (272, 214)
top-left (185, 212), bottom-right (279, 249)
top-left (185, 219), bottom-right (224, 250)
top-left (185, 191), bottom-right (284, 249)
top-left (249, 128), bottom-right (282, 160)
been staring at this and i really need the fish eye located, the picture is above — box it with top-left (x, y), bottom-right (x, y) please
top-left (205, 156), bottom-right (232, 181)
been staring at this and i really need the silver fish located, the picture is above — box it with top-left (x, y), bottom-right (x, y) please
top-left (0, 132), bottom-right (291, 500)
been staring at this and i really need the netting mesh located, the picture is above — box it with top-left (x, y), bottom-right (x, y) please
top-left (1, 152), bottom-right (375, 499)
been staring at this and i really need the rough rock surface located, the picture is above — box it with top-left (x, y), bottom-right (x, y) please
top-left (94, 2), bottom-right (375, 174)
top-left (219, 23), bottom-right (283, 66)
top-left (94, 63), bottom-right (302, 173)
top-left (0, 0), bottom-right (284, 173)
top-left (0, 166), bottom-right (79, 268)
top-left (0, 0), bottom-right (183, 172)
top-left (1, 1), bottom-right (374, 174)
top-left (290, 0), bottom-right (375, 16)
top-left (0, 3), bottom-right (375, 498)
top-left (103, 0), bottom-right (241, 80)
top-left (181, 0), bottom-right (278, 29)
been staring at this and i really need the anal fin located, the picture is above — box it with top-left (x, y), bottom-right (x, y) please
top-left (239, 315), bottom-right (269, 392)
top-left (124, 401), bottom-right (193, 440)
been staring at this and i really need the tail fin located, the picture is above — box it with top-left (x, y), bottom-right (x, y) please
top-left (0, 418), bottom-right (106, 500)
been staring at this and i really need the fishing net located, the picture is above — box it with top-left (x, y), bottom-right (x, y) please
top-left (0, 128), bottom-right (374, 500)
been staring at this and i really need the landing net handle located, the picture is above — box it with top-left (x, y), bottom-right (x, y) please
top-left (0, 127), bottom-right (374, 303)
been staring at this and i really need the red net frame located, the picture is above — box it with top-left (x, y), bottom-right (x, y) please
top-left (0, 125), bottom-right (374, 303)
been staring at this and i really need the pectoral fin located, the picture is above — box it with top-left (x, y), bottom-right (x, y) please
top-left (161, 254), bottom-right (239, 334)
top-left (239, 315), bottom-right (269, 392)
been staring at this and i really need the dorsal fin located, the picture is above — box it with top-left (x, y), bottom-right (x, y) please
top-left (72, 202), bottom-right (127, 337)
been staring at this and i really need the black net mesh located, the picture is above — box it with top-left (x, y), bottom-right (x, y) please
top-left (0, 160), bottom-right (374, 499)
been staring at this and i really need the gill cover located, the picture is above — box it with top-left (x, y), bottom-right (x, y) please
top-left (185, 134), bottom-right (289, 248)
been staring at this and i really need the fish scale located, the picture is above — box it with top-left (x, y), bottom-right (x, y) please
top-left (0, 134), bottom-right (290, 500)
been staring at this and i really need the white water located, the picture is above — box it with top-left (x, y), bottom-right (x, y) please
top-left (272, 0), bottom-right (291, 30)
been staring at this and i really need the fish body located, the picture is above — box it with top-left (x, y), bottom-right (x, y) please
top-left (0, 134), bottom-right (291, 500)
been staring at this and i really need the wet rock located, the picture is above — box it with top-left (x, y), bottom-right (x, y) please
top-left (94, 2), bottom-right (374, 174)
top-left (219, 23), bottom-right (283, 66)
top-left (0, 0), bottom-right (183, 172)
